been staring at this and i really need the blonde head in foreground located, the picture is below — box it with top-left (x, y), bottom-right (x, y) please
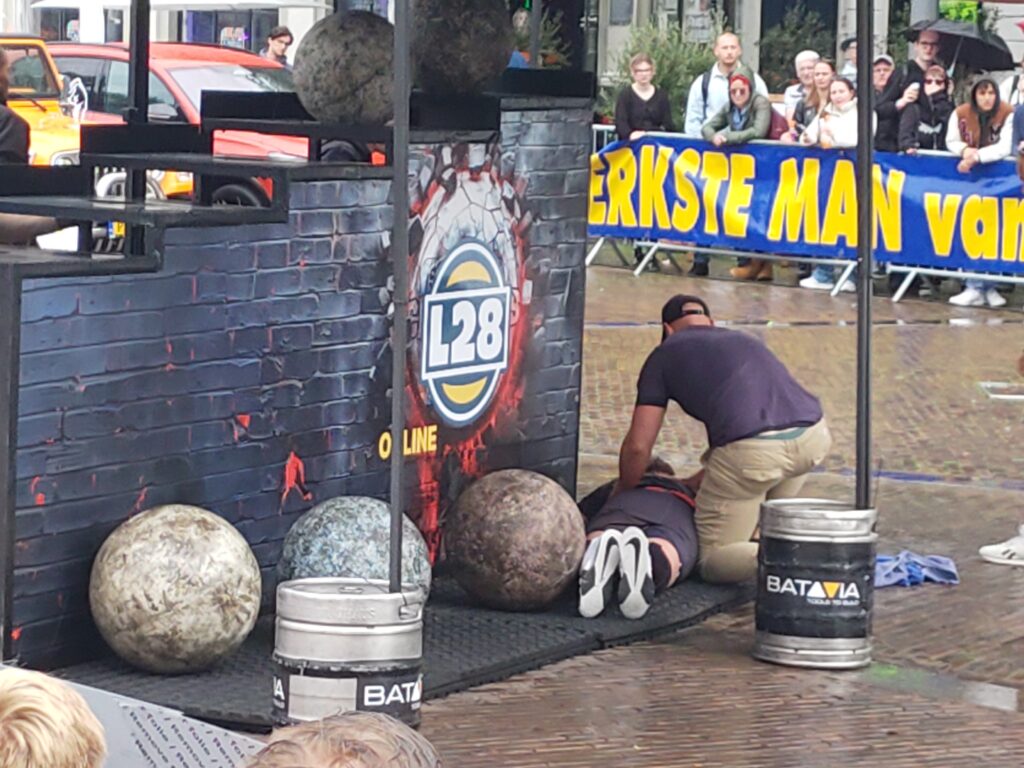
top-left (0, 667), bottom-right (106, 768)
top-left (248, 712), bottom-right (442, 768)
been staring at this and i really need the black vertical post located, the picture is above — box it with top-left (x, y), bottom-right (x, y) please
top-left (855, 1), bottom-right (874, 510)
top-left (389, 0), bottom-right (411, 593)
top-left (126, 0), bottom-right (150, 257)
top-left (0, 268), bottom-right (22, 659)
top-left (529, 3), bottom-right (542, 68)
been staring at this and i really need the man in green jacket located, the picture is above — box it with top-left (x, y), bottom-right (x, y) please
top-left (701, 72), bottom-right (771, 146)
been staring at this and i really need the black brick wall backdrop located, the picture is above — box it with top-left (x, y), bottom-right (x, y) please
top-left (11, 99), bottom-right (591, 667)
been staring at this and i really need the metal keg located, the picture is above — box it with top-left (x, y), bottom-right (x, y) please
top-left (753, 499), bottom-right (877, 669)
top-left (272, 577), bottom-right (425, 727)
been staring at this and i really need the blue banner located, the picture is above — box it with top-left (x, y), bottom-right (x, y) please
top-left (588, 135), bottom-right (1024, 275)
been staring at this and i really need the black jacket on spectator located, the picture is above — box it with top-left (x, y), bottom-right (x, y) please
top-left (0, 102), bottom-right (29, 164)
top-left (874, 88), bottom-right (901, 152)
top-left (614, 86), bottom-right (674, 141)
top-left (790, 98), bottom-right (820, 135)
top-left (898, 93), bottom-right (954, 152)
top-left (876, 60), bottom-right (927, 152)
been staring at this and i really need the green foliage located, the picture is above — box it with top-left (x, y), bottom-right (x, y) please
top-left (757, 3), bottom-right (836, 93)
top-left (512, 10), bottom-right (572, 69)
top-left (887, 0), bottom-right (911, 67)
top-left (596, 18), bottom-right (723, 128)
top-left (939, 0), bottom-right (980, 24)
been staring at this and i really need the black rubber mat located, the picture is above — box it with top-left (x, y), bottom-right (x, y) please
top-left (56, 577), bottom-right (750, 731)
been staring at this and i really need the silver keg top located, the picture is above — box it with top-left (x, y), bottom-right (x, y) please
top-left (760, 498), bottom-right (878, 542)
top-left (277, 578), bottom-right (426, 626)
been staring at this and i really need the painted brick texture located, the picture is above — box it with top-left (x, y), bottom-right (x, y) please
top-left (10, 100), bottom-right (592, 666)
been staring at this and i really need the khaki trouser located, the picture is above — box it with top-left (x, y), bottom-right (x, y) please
top-left (695, 418), bottom-right (832, 584)
top-left (0, 213), bottom-right (60, 245)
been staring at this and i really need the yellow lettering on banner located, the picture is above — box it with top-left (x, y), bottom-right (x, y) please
top-left (638, 144), bottom-right (672, 230)
top-left (671, 148), bottom-right (701, 233)
top-left (1000, 198), bottom-right (1024, 263)
top-left (588, 153), bottom-right (607, 225)
top-left (723, 153), bottom-right (755, 238)
top-left (821, 159), bottom-right (857, 246)
top-left (923, 193), bottom-right (961, 256)
top-left (872, 166), bottom-right (904, 251)
top-left (960, 195), bottom-right (999, 260)
top-left (701, 152), bottom-right (729, 235)
top-left (767, 158), bottom-right (820, 243)
top-left (605, 147), bottom-right (638, 227)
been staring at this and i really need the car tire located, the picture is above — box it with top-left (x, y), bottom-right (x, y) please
top-left (211, 183), bottom-right (267, 207)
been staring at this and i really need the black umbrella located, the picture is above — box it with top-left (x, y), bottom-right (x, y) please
top-left (905, 18), bottom-right (1014, 71)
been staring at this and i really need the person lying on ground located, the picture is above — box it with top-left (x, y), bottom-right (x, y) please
top-left (577, 456), bottom-right (700, 621)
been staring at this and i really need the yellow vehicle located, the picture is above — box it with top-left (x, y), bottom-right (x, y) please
top-left (1, 34), bottom-right (80, 166)
top-left (1, 35), bottom-right (179, 202)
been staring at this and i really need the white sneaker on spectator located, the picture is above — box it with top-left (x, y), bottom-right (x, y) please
top-left (799, 275), bottom-right (834, 290)
top-left (978, 525), bottom-right (1024, 567)
top-left (985, 289), bottom-right (1007, 308)
top-left (839, 281), bottom-right (856, 293)
top-left (948, 287), bottom-right (985, 306)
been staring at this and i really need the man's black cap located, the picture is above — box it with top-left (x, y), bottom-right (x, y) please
top-left (661, 294), bottom-right (711, 340)
top-left (840, 36), bottom-right (857, 51)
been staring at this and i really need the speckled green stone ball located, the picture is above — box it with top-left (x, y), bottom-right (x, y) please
top-left (293, 11), bottom-right (394, 124)
top-left (446, 470), bottom-right (585, 610)
top-left (89, 504), bottom-right (261, 674)
top-left (278, 496), bottom-right (432, 594)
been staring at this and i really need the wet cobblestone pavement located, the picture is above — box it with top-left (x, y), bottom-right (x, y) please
top-left (422, 265), bottom-right (1024, 766)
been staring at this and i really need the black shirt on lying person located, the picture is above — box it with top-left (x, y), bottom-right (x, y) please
top-left (635, 326), bottom-right (823, 449)
top-left (614, 86), bottom-right (674, 141)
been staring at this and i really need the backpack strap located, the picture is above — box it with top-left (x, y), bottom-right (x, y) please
top-left (701, 69), bottom-right (713, 121)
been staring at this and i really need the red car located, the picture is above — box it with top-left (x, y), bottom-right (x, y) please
top-left (50, 42), bottom-right (309, 205)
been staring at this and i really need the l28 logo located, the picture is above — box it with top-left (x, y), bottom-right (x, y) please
top-left (421, 240), bottom-right (511, 426)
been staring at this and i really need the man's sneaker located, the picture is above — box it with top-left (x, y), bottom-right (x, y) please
top-left (799, 275), bottom-right (834, 290)
top-left (949, 286), bottom-right (985, 306)
top-left (688, 262), bottom-right (709, 277)
top-left (617, 527), bottom-right (655, 620)
top-left (578, 530), bottom-right (622, 618)
top-left (985, 288), bottom-right (1007, 308)
top-left (839, 280), bottom-right (856, 293)
top-left (978, 525), bottom-right (1024, 567)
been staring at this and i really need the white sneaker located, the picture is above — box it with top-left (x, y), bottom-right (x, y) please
top-left (949, 287), bottom-right (985, 306)
top-left (578, 530), bottom-right (622, 618)
top-left (799, 275), bottom-right (834, 290)
top-left (985, 289), bottom-right (1007, 308)
top-left (839, 281), bottom-right (856, 293)
top-left (617, 527), bottom-right (655, 620)
top-left (978, 525), bottom-right (1024, 567)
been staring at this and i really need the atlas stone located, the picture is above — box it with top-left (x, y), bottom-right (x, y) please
top-left (413, 0), bottom-right (513, 95)
top-left (293, 10), bottom-right (394, 124)
top-left (89, 504), bottom-right (262, 674)
top-left (446, 469), bottom-right (585, 610)
top-left (278, 496), bottom-right (432, 593)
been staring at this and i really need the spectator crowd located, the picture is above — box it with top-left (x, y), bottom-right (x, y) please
top-left (613, 29), bottom-right (1024, 309)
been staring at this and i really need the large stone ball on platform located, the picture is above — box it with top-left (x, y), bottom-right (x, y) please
top-left (413, 0), bottom-right (514, 95)
top-left (293, 11), bottom-right (394, 124)
top-left (278, 496), bottom-right (432, 594)
top-left (89, 504), bottom-right (261, 674)
top-left (446, 469), bottom-right (585, 610)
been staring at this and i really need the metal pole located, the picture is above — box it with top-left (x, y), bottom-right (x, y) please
top-left (0, 268), bottom-right (21, 659)
top-left (855, 0), bottom-right (874, 511)
top-left (126, 0), bottom-right (150, 257)
top-left (388, 0), bottom-right (411, 593)
top-left (529, 3), bottom-right (542, 69)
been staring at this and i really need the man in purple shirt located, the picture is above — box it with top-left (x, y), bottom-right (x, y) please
top-left (615, 294), bottom-right (832, 585)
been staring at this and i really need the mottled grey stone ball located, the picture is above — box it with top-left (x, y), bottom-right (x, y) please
top-left (446, 470), bottom-right (585, 610)
top-left (413, 0), bottom-right (514, 95)
top-left (278, 496), bottom-right (431, 594)
top-left (89, 505), bottom-right (261, 674)
top-left (293, 11), bottom-right (394, 124)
